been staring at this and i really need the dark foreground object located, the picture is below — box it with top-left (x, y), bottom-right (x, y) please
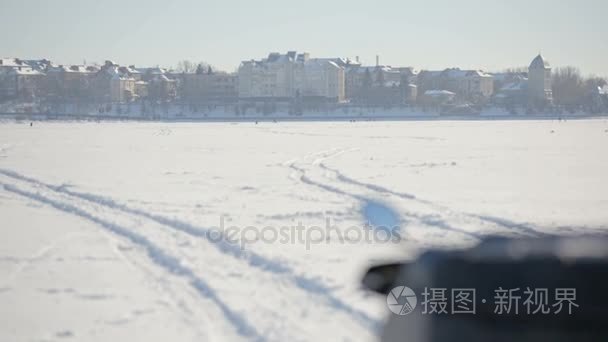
top-left (363, 236), bottom-right (608, 342)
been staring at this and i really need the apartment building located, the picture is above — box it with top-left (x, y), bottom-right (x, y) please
top-left (345, 65), bottom-right (417, 104)
top-left (238, 51), bottom-right (345, 103)
top-left (0, 58), bottom-right (47, 101)
top-left (181, 71), bottom-right (238, 104)
top-left (91, 61), bottom-right (136, 103)
top-left (46, 64), bottom-right (99, 102)
top-left (418, 68), bottom-right (494, 101)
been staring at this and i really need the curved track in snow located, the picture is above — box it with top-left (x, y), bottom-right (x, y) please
top-left (0, 169), bottom-right (381, 341)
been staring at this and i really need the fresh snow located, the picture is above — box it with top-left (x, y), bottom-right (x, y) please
top-left (1, 119), bottom-right (607, 341)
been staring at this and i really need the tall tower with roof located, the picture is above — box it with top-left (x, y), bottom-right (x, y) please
top-left (528, 54), bottom-right (553, 104)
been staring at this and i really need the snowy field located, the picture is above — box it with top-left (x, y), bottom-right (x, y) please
top-left (1, 119), bottom-right (607, 341)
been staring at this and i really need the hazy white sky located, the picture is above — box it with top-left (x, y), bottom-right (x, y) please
top-left (1, 0), bottom-right (606, 75)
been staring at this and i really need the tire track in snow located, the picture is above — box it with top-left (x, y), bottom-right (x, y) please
top-left (0, 181), bottom-right (264, 341)
top-left (0, 168), bottom-right (380, 333)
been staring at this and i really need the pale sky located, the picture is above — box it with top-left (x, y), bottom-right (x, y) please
top-left (1, 0), bottom-right (607, 75)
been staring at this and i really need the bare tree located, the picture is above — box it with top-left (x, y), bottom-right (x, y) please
top-left (502, 66), bottom-right (528, 74)
top-left (552, 66), bottom-right (585, 106)
top-left (584, 76), bottom-right (607, 90)
top-left (176, 60), bottom-right (197, 73)
top-left (177, 60), bottom-right (214, 74)
top-left (195, 63), bottom-right (206, 74)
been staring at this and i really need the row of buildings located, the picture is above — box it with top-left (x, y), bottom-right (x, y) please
top-left (0, 53), bottom-right (557, 108)
top-left (0, 59), bottom-right (180, 104)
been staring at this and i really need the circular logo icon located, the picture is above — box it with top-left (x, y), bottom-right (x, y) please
top-left (387, 286), bottom-right (417, 315)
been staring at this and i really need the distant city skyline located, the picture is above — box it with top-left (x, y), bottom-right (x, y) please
top-left (1, 0), bottom-right (607, 76)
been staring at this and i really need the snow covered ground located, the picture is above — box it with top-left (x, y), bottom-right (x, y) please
top-left (1, 119), bottom-right (607, 341)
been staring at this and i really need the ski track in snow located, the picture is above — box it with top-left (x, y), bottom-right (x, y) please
top-left (318, 163), bottom-right (550, 236)
top-left (0, 168), bottom-right (381, 338)
top-left (320, 163), bottom-right (608, 237)
top-left (317, 163), bottom-right (546, 237)
top-left (0, 181), bottom-right (263, 341)
top-left (284, 147), bottom-right (608, 245)
top-left (286, 151), bottom-right (482, 242)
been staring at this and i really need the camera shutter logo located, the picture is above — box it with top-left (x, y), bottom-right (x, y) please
top-left (387, 286), bottom-right (418, 315)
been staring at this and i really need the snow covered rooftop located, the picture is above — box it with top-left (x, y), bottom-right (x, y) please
top-left (119, 66), bottom-right (140, 74)
top-left (351, 65), bottom-right (397, 74)
top-left (312, 57), bottom-right (359, 68)
top-left (47, 65), bottom-right (99, 74)
top-left (421, 68), bottom-right (493, 79)
top-left (301, 59), bottom-right (343, 70)
top-left (242, 51), bottom-right (318, 67)
top-left (150, 74), bottom-right (175, 83)
top-left (444, 68), bottom-right (492, 79)
top-left (0, 58), bottom-right (48, 75)
top-left (384, 81), bottom-right (401, 87)
top-left (7, 66), bottom-right (43, 76)
top-left (98, 64), bottom-right (135, 80)
top-left (499, 80), bottom-right (528, 92)
top-left (530, 54), bottom-right (550, 69)
top-left (0, 58), bottom-right (27, 67)
top-left (425, 90), bottom-right (456, 96)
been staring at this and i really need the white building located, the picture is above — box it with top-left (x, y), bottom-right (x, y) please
top-left (238, 51), bottom-right (345, 102)
top-left (418, 68), bottom-right (494, 102)
top-left (293, 58), bottom-right (344, 101)
top-left (93, 61), bottom-right (136, 103)
top-left (443, 69), bottom-right (494, 98)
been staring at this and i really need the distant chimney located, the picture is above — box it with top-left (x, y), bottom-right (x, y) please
top-left (376, 55), bottom-right (380, 67)
top-left (356, 56), bottom-right (360, 63)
